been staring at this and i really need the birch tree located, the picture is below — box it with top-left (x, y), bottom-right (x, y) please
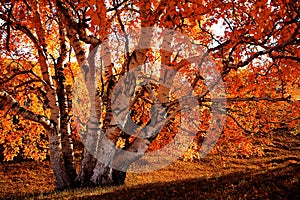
top-left (0, 0), bottom-right (299, 190)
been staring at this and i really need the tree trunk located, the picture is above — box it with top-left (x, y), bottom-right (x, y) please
top-left (55, 61), bottom-right (77, 185)
top-left (91, 162), bottom-right (113, 186)
top-left (112, 170), bottom-right (126, 186)
top-left (90, 120), bottom-right (122, 186)
top-left (48, 130), bottom-right (72, 190)
top-left (110, 31), bottom-right (177, 181)
top-left (76, 149), bottom-right (97, 187)
top-left (60, 116), bottom-right (77, 185)
top-left (76, 108), bottom-right (100, 186)
top-left (112, 103), bottom-right (167, 178)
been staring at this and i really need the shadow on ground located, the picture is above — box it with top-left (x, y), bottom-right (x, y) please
top-left (86, 163), bottom-right (299, 200)
top-left (1, 130), bottom-right (299, 199)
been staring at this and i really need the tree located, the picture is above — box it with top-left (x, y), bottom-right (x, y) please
top-left (0, 0), bottom-right (299, 190)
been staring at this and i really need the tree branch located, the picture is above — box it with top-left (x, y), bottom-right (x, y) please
top-left (0, 90), bottom-right (53, 129)
top-left (226, 112), bottom-right (254, 134)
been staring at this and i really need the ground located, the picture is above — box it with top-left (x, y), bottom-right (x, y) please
top-left (0, 130), bottom-right (299, 199)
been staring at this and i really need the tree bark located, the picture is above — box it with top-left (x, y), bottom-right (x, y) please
top-left (48, 130), bottom-right (72, 190)
top-left (76, 149), bottom-right (97, 187)
top-left (55, 63), bottom-right (76, 185)
top-left (111, 31), bottom-right (178, 181)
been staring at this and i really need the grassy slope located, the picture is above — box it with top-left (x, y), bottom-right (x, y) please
top-left (0, 130), bottom-right (299, 200)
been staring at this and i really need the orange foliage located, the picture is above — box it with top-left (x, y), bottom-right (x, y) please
top-left (0, 0), bottom-right (299, 162)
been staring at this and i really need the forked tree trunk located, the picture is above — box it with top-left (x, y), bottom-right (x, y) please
top-left (111, 31), bottom-right (178, 183)
top-left (111, 103), bottom-right (168, 182)
top-left (76, 56), bottom-right (105, 186)
top-left (90, 78), bottom-right (122, 186)
top-left (56, 0), bottom-right (161, 189)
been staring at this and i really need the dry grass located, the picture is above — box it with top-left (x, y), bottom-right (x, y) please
top-left (0, 130), bottom-right (299, 199)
